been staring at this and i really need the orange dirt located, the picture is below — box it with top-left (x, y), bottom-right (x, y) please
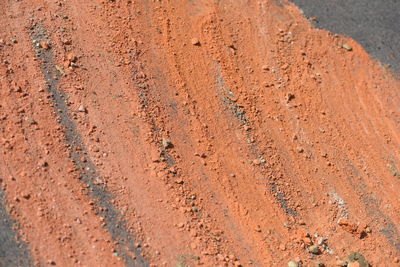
top-left (0, 0), bottom-right (399, 266)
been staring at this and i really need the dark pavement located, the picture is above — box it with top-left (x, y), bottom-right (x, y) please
top-left (290, 0), bottom-right (400, 73)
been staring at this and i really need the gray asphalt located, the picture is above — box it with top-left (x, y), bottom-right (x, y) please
top-left (290, 0), bottom-right (400, 74)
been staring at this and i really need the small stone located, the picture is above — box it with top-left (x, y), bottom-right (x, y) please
top-left (315, 262), bottom-right (325, 267)
top-left (67, 53), bottom-right (78, 62)
top-left (317, 237), bottom-right (327, 246)
top-left (303, 237), bottom-right (312, 246)
top-left (62, 39), bottom-right (72, 45)
top-left (337, 217), bottom-right (349, 226)
top-left (342, 44), bottom-right (353, 51)
top-left (162, 138), bottom-right (173, 149)
top-left (40, 41), bottom-right (50, 50)
top-left (78, 105), bottom-right (86, 113)
top-left (308, 245), bottom-right (320, 254)
top-left (191, 38), bottom-right (200, 46)
top-left (288, 261), bottom-right (299, 267)
top-left (175, 178), bottom-right (184, 184)
top-left (10, 39), bottom-right (17, 44)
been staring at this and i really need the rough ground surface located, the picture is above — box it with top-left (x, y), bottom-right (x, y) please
top-left (0, 0), bottom-right (399, 266)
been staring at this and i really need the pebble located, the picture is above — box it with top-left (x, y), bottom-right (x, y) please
top-left (288, 261), bottom-right (299, 267)
top-left (40, 41), bottom-right (50, 50)
top-left (67, 53), bottom-right (78, 62)
top-left (162, 138), bottom-right (173, 149)
top-left (303, 237), bottom-right (312, 245)
top-left (342, 44), bottom-right (353, 51)
top-left (78, 104), bottom-right (86, 112)
top-left (62, 39), bottom-right (72, 45)
top-left (191, 38), bottom-right (200, 46)
top-left (317, 237), bottom-right (326, 246)
top-left (175, 178), bottom-right (184, 184)
top-left (308, 245), bottom-right (320, 254)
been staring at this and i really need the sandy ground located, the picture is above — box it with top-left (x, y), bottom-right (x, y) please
top-left (0, 0), bottom-right (399, 266)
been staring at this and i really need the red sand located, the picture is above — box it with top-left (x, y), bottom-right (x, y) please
top-left (0, 0), bottom-right (399, 266)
